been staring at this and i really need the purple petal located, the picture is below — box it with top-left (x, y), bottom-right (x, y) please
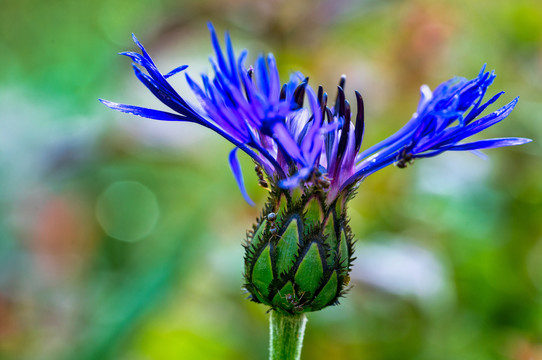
top-left (271, 122), bottom-right (305, 163)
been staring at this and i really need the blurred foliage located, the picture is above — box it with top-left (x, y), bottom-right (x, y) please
top-left (1, 0), bottom-right (542, 359)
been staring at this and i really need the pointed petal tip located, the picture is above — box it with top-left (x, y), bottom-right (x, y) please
top-left (229, 148), bottom-right (256, 207)
top-left (441, 137), bottom-right (533, 152)
top-left (487, 137), bottom-right (533, 147)
top-left (131, 33), bottom-right (145, 51)
top-left (505, 96), bottom-right (520, 111)
top-left (207, 22), bottom-right (219, 40)
top-left (517, 137), bottom-right (533, 144)
top-left (98, 98), bottom-right (113, 107)
top-left (477, 64), bottom-right (492, 79)
top-left (238, 49), bottom-right (248, 62)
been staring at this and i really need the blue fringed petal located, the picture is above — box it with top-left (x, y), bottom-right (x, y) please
top-left (99, 99), bottom-right (189, 122)
top-left (164, 65), bottom-right (189, 79)
top-left (229, 148), bottom-right (255, 207)
top-left (342, 67), bottom-right (530, 192)
top-left (436, 137), bottom-right (532, 152)
top-left (101, 25), bottom-right (531, 205)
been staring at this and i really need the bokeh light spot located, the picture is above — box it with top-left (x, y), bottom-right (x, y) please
top-left (96, 181), bottom-right (160, 242)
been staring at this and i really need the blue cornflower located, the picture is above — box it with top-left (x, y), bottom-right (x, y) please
top-left (100, 23), bottom-right (531, 206)
top-left (100, 23), bottom-right (532, 320)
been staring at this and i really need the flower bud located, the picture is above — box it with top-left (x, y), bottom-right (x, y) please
top-left (243, 186), bottom-right (355, 313)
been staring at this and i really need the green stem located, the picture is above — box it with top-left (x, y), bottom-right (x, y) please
top-left (269, 311), bottom-right (308, 360)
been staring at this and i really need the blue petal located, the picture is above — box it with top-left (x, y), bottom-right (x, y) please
top-left (225, 31), bottom-right (240, 86)
top-left (131, 64), bottom-right (200, 119)
top-left (164, 65), bottom-right (189, 78)
top-left (438, 137), bottom-right (532, 151)
top-left (444, 97), bottom-right (519, 145)
top-left (464, 91), bottom-right (504, 125)
top-left (99, 99), bottom-right (188, 121)
top-left (256, 55), bottom-right (270, 98)
top-left (229, 148), bottom-right (255, 206)
top-left (120, 47), bottom-right (171, 92)
top-left (131, 33), bottom-right (151, 59)
top-left (208, 22), bottom-right (231, 80)
top-left (267, 54), bottom-right (281, 100)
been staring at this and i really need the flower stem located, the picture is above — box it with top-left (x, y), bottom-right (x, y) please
top-left (269, 311), bottom-right (308, 360)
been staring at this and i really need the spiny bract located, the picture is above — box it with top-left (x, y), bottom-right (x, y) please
top-left (244, 184), bottom-right (355, 314)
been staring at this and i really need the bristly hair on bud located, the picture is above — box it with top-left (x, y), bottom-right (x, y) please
top-left (100, 23), bottom-right (531, 313)
top-left (242, 183), bottom-right (356, 314)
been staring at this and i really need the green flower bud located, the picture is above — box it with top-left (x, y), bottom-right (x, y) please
top-left (243, 186), bottom-right (355, 314)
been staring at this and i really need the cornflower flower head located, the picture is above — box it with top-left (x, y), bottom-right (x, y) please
top-left (101, 23), bottom-right (530, 315)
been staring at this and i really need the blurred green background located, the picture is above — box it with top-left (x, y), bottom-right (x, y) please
top-left (1, 0), bottom-right (541, 359)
